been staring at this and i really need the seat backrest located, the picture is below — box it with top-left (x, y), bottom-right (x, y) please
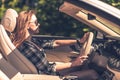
top-left (0, 52), bottom-right (62, 80)
top-left (0, 24), bottom-right (37, 74)
top-left (0, 70), bottom-right (10, 80)
top-left (0, 8), bottom-right (38, 74)
top-left (0, 52), bottom-right (23, 80)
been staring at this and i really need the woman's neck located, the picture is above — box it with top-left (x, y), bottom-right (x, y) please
top-left (25, 30), bottom-right (31, 40)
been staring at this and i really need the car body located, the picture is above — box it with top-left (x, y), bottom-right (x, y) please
top-left (33, 0), bottom-right (120, 80)
top-left (0, 0), bottom-right (120, 80)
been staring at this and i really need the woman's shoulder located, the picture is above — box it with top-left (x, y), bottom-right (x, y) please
top-left (17, 40), bottom-right (36, 50)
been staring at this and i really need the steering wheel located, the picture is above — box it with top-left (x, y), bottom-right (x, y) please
top-left (80, 32), bottom-right (94, 56)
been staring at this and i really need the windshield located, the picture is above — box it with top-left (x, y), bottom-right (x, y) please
top-left (75, 11), bottom-right (120, 36)
top-left (61, 0), bottom-right (120, 36)
top-left (95, 14), bottom-right (120, 35)
top-left (80, 0), bottom-right (120, 35)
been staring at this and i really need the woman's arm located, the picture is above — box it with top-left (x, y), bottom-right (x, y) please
top-left (55, 56), bottom-right (87, 71)
top-left (53, 32), bottom-right (89, 48)
top-left (53, 40), bottom-right (77, 47)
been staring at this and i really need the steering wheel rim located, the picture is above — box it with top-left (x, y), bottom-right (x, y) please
top-left (80, 32), bottom-right (94, 56)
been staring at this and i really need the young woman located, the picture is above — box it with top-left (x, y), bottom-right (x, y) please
top-left (12, 10), bottom-right (89, 75)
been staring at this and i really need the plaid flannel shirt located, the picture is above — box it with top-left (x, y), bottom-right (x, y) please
top-left (18, 39), bottom-right (56, 75)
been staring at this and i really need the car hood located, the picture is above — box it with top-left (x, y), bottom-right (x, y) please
top-left (59, 0), bottom-right (120, 37)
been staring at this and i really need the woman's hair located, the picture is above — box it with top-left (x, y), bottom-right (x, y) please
top-left (12, 10), bottom-right (35, 47)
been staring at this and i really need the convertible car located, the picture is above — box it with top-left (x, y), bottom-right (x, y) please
top-left (33, 0), bottom-right (120, 80)
top-left (0, 0), bottom-right (120, 80)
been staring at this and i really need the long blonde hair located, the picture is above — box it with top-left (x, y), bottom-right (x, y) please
top-left (12, 10), bottom-right (35, 47)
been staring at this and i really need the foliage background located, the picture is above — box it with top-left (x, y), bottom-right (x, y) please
top-left (0, 0), bottom-right (120, 38)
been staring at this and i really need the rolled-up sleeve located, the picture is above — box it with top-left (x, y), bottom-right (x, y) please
top-left (32, 38), bottom-right (55, 49)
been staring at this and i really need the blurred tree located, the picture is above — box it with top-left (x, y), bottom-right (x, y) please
top-left (103, 0), bottom-right (120, 7)
top-left (0, 0), bottom-right (120, 38)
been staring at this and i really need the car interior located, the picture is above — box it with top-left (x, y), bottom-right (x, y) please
top-left (59, 0), bottom-right (120, 80)
top-left (34, 0), bottom-right (120, 80)
top-left (0, 8), bottom-right (98, 80)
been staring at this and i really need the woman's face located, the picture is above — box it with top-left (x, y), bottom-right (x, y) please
top-left (28, 14), bottom-right (40, 34)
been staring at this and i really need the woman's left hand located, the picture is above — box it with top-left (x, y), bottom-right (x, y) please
top-left (71, 56), bottom-right (88, 67)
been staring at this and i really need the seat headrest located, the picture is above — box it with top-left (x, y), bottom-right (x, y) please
top-left (1, 8), bottom-right (18, 32)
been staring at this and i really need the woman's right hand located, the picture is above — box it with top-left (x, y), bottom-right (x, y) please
top-left (79, 32), bottom-right (90, 44)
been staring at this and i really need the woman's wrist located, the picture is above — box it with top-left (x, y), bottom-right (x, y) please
top-left (76, 39), bottom-right (81, 46)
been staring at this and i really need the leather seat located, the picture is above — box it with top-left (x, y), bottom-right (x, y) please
top-left (0, 70), bottom-right (10, 80)
top-left (0, 51), bottom-right (61, 80)
top-left (0, 24), bottom-right (37, 74)
top-left (0, 8), bottom-right (37, 74)
top-left (0, 52), bottom-right (23, 80)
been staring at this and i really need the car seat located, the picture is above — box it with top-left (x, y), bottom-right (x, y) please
top-left (0, 51), bottom-right (61, 80)
top-left (0, 8), bottom-right (39, 74)
top-left (0, 24), bottom-right (38, 74)
top-left (0, 52), bottom-right (23, 80)
top-left (0, 70), bottom-right (10, 80)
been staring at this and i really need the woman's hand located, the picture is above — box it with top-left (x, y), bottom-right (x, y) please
top-left (79, 32), bottom-right (90, 44)
top-left (71, 56), bottom-right (88, 67)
